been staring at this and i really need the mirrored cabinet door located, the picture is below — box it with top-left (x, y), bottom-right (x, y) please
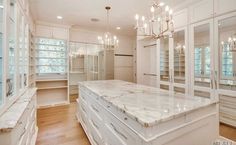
top-left (218, 15), bottom-right (236, 92)
top-left (191, 20), bottom-right (214, 99)
top-left (215, 13), bottom-right (236, 127)
top-left (0, 0), bottom-right (3, 105)
top-left (173, 29), bottom-right (187, 94)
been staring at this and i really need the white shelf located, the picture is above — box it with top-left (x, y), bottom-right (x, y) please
top-left (37, 101), bottom-right (69, 109)
top-left (37, 86), bottom-right (68, 90)
top-left (36, 79), bottom-right (67, 82)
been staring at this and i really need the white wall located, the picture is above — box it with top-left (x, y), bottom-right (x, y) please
top-left (70, 28), bottom-right (135, 82)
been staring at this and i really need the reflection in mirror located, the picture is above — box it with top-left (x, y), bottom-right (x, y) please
top-left (160, 37), bottom-right (169, 82)
top-left (218, 16), bottom-right (236, 91)
top-left (194, 23), bottom-right (211, 88)
top-left (173, 30), bottom-right (185, 84)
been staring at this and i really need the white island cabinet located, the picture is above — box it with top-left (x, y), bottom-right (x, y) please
top-left (77, 80), bottom-right (219, 145)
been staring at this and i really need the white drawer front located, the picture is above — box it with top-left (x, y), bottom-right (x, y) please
top-left (104, 124), bottom-right (127, 145)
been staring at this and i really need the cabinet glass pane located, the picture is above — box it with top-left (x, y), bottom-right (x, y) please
top-left (23, 24), bottom-right (28, 87)
top-left (7, 0), bottom-right (16, 97)
top-left (194, 24), bottom-right (211, 87)
top-left (0, 0), bottom-right (3, 105)
top-left (160, 37), bottom-right (169, 82)
top-left (87, 44), bottom-right (103, 81)
top-left (69, 42), bottom-right (87, 73)
top-left (218, 16), bottom-right (236, 91)
top-left (36, 38), bottom-right (67, 74)
top-left (173, 30), bottom-right (185, 84)
top-left (18, 13), bottom-right (24, 90)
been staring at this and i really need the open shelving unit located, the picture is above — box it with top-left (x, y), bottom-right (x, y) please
top-left (35, 37), bottom-right (69, 108)
top-left (36, 79), bottom-right (68, 108)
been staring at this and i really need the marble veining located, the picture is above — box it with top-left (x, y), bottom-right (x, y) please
top-left (0, 88), bottom-right (37, 133)
top-left (79, 80), bottom-right (218, 127)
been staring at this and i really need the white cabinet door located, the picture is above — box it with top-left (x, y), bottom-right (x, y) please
top-left (189, 0), bottom-right (214, 23)
top-left (214, 0), bottom-right (236, 16)
top-left (173, 9), bottom-right (188, 29)
top-left (52, 27), bottom-right (68, 40)
top-left (35, 25), bottom-right (52, 38)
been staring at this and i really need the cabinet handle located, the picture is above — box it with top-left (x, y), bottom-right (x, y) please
top-left (92, 135), bottom-right (100, 145)
top-left (19, 128), bottom-right (26, 140)
top-left (110, 123), bottom-right (128, 140)
top-left (92, 120), bottom-right (99, 130)
top-left (91, 105), bottom-right (99, 113)
top-left (81, 106), bottom-right (87, 113)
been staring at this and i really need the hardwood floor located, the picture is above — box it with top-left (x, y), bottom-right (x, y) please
top-left (220, 123), bottom-right (236, 141)
top-left (36, 103), bottom-right (90, 145)
top-left (36, 103), bottom-right (236, 145)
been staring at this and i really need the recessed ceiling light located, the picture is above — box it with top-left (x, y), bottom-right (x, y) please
top-left (57, 16), bottom-right (63, 20)
top-left (116, 27), bottom-right (121, 30)
top-left (0, 5), bottom-right (4, 9)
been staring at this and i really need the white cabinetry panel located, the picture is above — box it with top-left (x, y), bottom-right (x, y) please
top-left (173, 9), bottom-right (188, 28)
top-left (36, 25), bottom-right (52, 38)
top-left (52, 27), bottom-right (68, 40)
top-left (214, 0), bottom-right (236, 16)
top-left (36, 24), bottom-right (69, 40)
top-left (189, 0), bottom-right (214, 23)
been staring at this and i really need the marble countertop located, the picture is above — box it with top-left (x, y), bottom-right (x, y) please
top-left (79, 80), bottom-right (218, 127)
top-left (0, 88), bottom-right (37, 133)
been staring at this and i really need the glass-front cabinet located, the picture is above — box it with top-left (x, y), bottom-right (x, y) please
top-left (0, 0), bottom-right (31, 116)
top-left (157, 28), bottom-right (188, 94)
top-left (7, 0), bottom-right (16, 98)
top-left (191, 20), bottom-right (215, 99)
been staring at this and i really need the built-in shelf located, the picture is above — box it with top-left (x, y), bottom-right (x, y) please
top-left (36, 79), bottom-right (67, 82)
top-left (37, 86), bottom-right (68, 90)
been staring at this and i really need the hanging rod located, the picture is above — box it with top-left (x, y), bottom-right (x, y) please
top-left (143, 73), bottom-right (157, 76)
top-left (143, 44), bottom-right (157, 48)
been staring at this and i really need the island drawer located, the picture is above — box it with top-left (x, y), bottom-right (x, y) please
top-left (89, 119), bottom-right (104, 145)
top-left (104, 123), bottom-right (128, 145)
top-left (103, 109), bottom-right (140, 145)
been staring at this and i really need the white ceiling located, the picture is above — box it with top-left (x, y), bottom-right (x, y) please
top-left (29, 0), bottom-right (186, 36)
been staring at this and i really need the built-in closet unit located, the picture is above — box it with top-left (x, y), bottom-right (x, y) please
top-left (136, 0), bottom-right (236, 127)
top-left (35, 23), bottom-right (70, 108)
top-left (0, 0), bottom-right (37, 144)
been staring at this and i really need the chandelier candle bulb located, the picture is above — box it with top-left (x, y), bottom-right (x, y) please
top-left (134, 1), bottom-right (174, 39)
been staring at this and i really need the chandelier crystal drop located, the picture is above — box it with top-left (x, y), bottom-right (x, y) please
top-left (221, 34), bottom-right (236, 52)
top-left (134, 0), bottom-right (174, 39)
top-left (98, 6), bottom-right (119, 49)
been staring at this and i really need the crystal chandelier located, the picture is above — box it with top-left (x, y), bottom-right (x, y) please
top-left (134, 1), bottom-right (174, 39)
top-left (98, 6), bottom-right (119, 49)
top-left (221, 34), bottom-right (236, 52)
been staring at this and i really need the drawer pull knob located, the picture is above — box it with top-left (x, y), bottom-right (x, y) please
top-left (92, 105), bottom-right (99, 113)
top-left (110, 123), bottom-right (128, 140)
top-left (124, 117), bottom-right (128, 121)
top-left (107, 105), bottom-right (110, 108)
